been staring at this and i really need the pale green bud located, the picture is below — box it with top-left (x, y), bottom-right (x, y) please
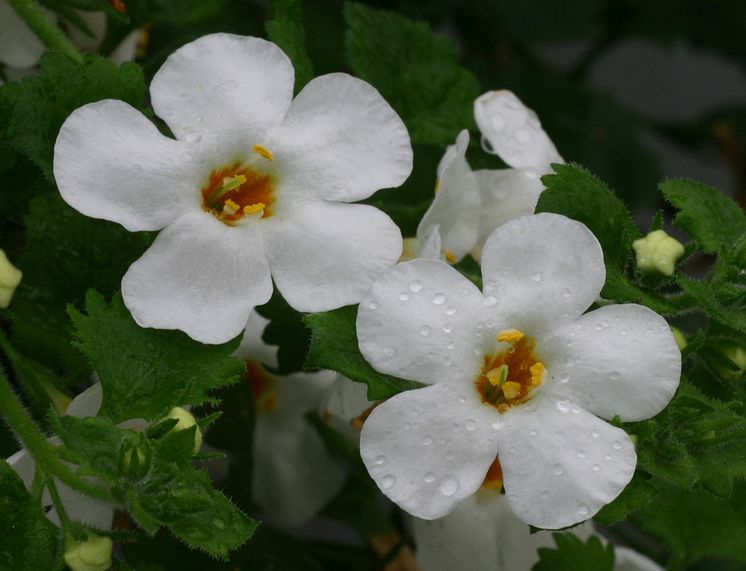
top-left (63, 534), bottom-right (112, 571)
top-left (0, 249), bottom-right (22, 308)
top-left (632, 230), bottom-right (685, 277)
top-left (167, 407), bottom-right (202, 454)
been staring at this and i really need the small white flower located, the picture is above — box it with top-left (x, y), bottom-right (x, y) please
top-left (413, 490), bottom-right (662, 571)
top-left (6, 384), bottom-right (113, 530)
top-left (234, 313), bottom-right (346, 526)
top-left (357, 213), bottom-right (681, 529)
top-left (417, 91), bottom-right (562, 263)
top-left (54, 33), bottom-right (412, 344)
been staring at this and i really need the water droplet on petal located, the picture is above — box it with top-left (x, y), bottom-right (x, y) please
top-left (483, 295), bottom-right (497, 307)
top-left (465, 420), bottom-right (477, 431)
top-left (612, 440), bottom-right (622, 450)
top-left (556, 400), bottom-right (571, 413)
top-left (432, 293), bottom-right (446, 305)
top-left (591, 430), bottom-right (601, 438)
top-left (185, 132), bottom-right (201, 143)
top-left (577, 504), bottom-right (590, 516)
top-left (409, 280), bottom-right (423, 293)
top-left (553, 464), bottom-right (563, 475)
top-left (420, 325), bottom-right (431, 336)
top-left (445, 307), bottom-right (456, 316)
top-left (529, 429), bottom-right (537, 436)
top-left (561, 288), bottom-right (571, 298)
top-left (532, 272), bottom-right (542, 282)
top-left (604, 454), bottom-right (612, 461)
top-left (492, 418), bottom-right (506, 430)
top-left (446, 342), bottom-right (455, 350)
top-left (422, 435), bottom-right (433, 446)
top-left (367, 301), bottom-right (379, 310)
top-left (398, 292), bottom-right (410, 302)
top-left (610, 371), bottom-right (621, 380)
top-left (440, 477), bottom-right (459, 497)
top-left (375, 455), bottom-right (386, 465)
top-left (424, 472), bottom-right (436, 483)
top-left (382, 475), bottom-right (395, 490)
top-left (592, 464), bottom-right (601, 472)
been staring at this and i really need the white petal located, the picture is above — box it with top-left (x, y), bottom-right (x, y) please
top-left (54, 100), bottom-right (202, 232)
top-left (233, 312), bottom-right (279, 369)
top-left (357, 259), bottom-right (485, 385)
top-left (0, 1), bottom-right (50, 68)
top-left (474, 90), bottom-right (563, 172)
top-left (121, 212), bottom-right (272, 344)
top-left (150, 34), bottom-right (294, 142)
top-left (417, 225), bottom-right (443, 260)
top-left (540, 304), bottom-right (681, 422)
top-left (360, 382), bottom-right (499, 520)
top-left (109, 29), bottom-right (141, 65)
top-left (473, 168), bottom-right (544, 253)
top-left (498, 394), bottom-right (636, 529)
top-left (320, 376), bottom-right (371, 424)
top-left (252, 370), bottom-right (344, 526)
top-left (7, 444), bottom-right (113, 530)
top-left (273, 73), bottom-right (413, 202)
top-left (416, 131), bottom-right (481, 262)
top-left (614, 547), bottom-right (664, 571)
top-left (265, 201), bottom-right (402, 312)
top-left (481, 213), bottom-right (605, 334)
top-left (65, 383), bottom-right (103, 418)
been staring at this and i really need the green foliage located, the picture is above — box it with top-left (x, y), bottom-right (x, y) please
top-left (533, 534), bottom-right (615, 571)
top-left (69, 291), bottom-right (245, 423)
top-left (344, 2), bottom-right (479, 147)
top-left (255, 292), bottom-right (309, 374)
top-left (0, 460), bottom-right (63, 570)
top-left (661, 178), bottom-right (746, 253)
top-left (2, 52), bottom-right (145, 180)
top-left (265, 0), bottom-right (314, 93)
top-left (304, 306), bottom-right (422, 400)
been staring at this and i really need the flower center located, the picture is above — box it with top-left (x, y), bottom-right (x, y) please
top-left (475, 329), bottom-right (546, 413)
top-left (246, 360), bottom-right (277, 413)
top-left (201, 145), bottom-right (275, 225)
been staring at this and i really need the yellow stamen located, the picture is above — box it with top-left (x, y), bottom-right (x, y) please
top-left (433, 178), bottom-right (441, 194)
top-left (222, 198), bottom-right (240, 215)
top-left (497, 329), bottom-right (524, 344)
top-left (444, 250), bottom-right (457, 263)
top-left (502, 381), bottom-right (521, 399)
top-left (530, 362), bottom-right (545, 386)
top-left (252, 144), bottom-right (273, 161)
top-left (243, 202), bottom-right (266, 215)
top-left (486, 364), bottom-right (509, 386)
top-left (222, 174), bottom-right (246, 193)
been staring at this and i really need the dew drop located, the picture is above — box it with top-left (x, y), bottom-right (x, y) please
top-left (532, 272), bottom-right (542, 282)
top-left (420, 325), bottom-right (431, 337)
top-left (553, 464), bottom-right (563, 475)
top-left (445, 307), bottom-right (457, 316)
top-left (383, 346), bottom-right (396, 357)
top-left (440, 477), bottom-right (459, 497)
top-left (368, 301), bottom-right (379, 310)
top-left (422, 435), bottom-right (433, 446)
top-left (382, 475), bottom-right (395, 489)
top-left (577, 450), bottom-right (586, 458)
top-left (444, 357), bottom-right (452, 366)
top-left (465, 420), bottom-right (477, 432)
top-left (492, 419), bottom-right (506, 430)
top-left (540, 490), bottom-right (550, 500)
top-left (185, 132), bottom-right (202, 143)
top-left (375, 455), bottom-right (386, 465)
top-left (561, 288), bottom-right (571, 298)
top-left (592, 464), bottom-right (601, 472)
top-left (446, 342), bottom-right (455, 350)
top-left (443, 323), bottom-right (453, 333)
top-left (458, 397), bottom-right (466, 404)
top-left (432, 293), bottom-right (446, 305)
top-left (398, 292), bottom-right (410, 302)
top-left (132, 164), bottom-right (142, 171)
top-left (509, 446), bottom-right (517, 454)
top-left (612, 441), bottom-right (622, 450)
top-left (591, 430), bottom-right (601, 438)
top-left (577, 504), bottom-right (590, 516)
top-left (609, 371), bottom-right (621, 380)
top-left (556, 400), bottom-right (571, 413)
top-left (604, 454), bottom-right (612, 461)
top-left (620, 329), bottom-right (628, 336)
top-left (529, 428), bottom-right (537, 436)
top-left (558, 374), bottom-right (570, 385)
top-left (409, 280), bottom-right (423, 293)
top-left (424, 472), bottom-right (436, 483)
top-left (483, 295), bottom-right (497, 307)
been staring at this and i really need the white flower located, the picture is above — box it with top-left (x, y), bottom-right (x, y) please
top-left (356, 213), bottom-right (681, 529)
top-left (413, 490), bottom-right (662, 571)
top-left (234, 312), bottom-right (346, 526)
top-left (416, 91), bottom-right (562, 263)
top-left (319, 375), bottom-right (372, 439)
top-left (6, 384), bottom-right (113, 530)
top-left (54, 33), bottom-right (412, 344)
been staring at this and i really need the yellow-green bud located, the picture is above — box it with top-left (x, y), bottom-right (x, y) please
top-left (671, 327), bottom-right (687, 351)
top-left (119, 436), bottom-right (151, 481)
top-left (632, 230), bottom-right (685, 277)
top-left (0, 249), bottom-right (22, 308)
top-left (717, 345), bottom-right (746, 381)
top-left (63, 534), bottom-right (112, 571)
top-left (167, 407), bottom-right (202, 454)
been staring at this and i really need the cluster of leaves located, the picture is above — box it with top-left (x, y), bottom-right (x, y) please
top-left (0, 0), bottom-right (745, 569)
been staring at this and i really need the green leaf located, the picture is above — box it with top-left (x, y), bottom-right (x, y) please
top-left (637, 481), bottom-right (746, 568)
top-left (0, 460), bottom-right (63, 569)
top-left (661, 178), bottom-right (746, 253)
top-left (304, 306), bottom-right (422, 400)
top-left (69, 290), bottom-right (245, 423)
top-left (601, 268), bottom-right (676, 315)
top-left (255, 292), bottom-right (310, 374)
top-left (537, 163), bottom-right (639, 270)
top-left (533, 534), bottom-right (615, 571)
top-left (5, 52), bottom-right (145, 180)
top-left (678, 276), bottom-right (746, 334)
top-left (344, 2), bottom-right (479, 147)
top-left (266, 0), bottom-right (314, 93)
top-left (593, 476), bottom-right (657, 526)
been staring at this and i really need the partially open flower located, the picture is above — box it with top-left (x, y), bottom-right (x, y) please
top-left (357, 213), bottom-right (681, 529)
top-left (63, 533), bottom-right (112, 571)
top-left (54, 33), bottom-right (412, 344)
top-left (234, 313), bottom-right (345, 526)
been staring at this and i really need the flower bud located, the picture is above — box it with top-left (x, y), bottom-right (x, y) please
top-left (715, 345), bottom-right (746, 381)
top-left (632, 230), bottom-right (685, 277)
top-left (63, 534), bottom-right (112, 571)
top-left (118, 433), bottom-right (151, 481)
top-left (167, 407), bottom-right (202, 454)
top-left (0, 249), bottom-right (22, 308)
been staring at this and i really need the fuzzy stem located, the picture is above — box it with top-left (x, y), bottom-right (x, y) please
top-left (0, 367), bottom-right (111, 501)
top-left (6, 0), bottom-right (83, 63)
